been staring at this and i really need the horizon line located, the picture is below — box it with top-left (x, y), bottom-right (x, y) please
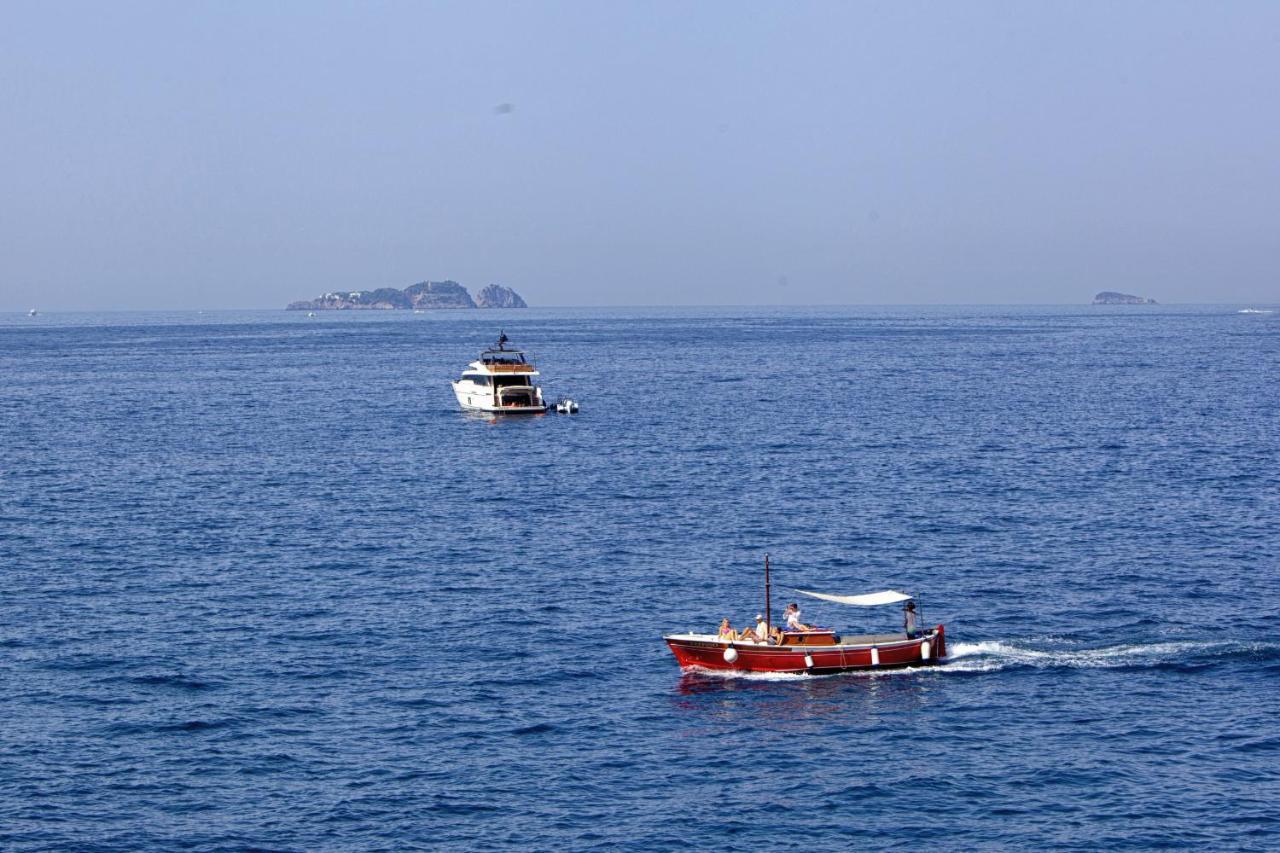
top-left (4, 300), bottom-right (1275, 314)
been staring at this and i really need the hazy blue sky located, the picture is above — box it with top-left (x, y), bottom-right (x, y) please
top-left (2, 1), bottom-right (1278, 310)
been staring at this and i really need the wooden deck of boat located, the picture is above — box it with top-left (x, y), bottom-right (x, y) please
top-left (834, 633), bottom-right (913, 646)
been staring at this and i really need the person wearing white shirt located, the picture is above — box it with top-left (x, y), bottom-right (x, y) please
top-left (735, 614), bottom-right (773, 643)
top-left (783, 602), bottom-right (812, 632)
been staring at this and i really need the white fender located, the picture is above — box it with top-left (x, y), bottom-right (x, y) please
top-left (920, 639), bottom-right (931, 660)
top-left (723, 647), bottom-right (738, 664)
top-left (804, 654), bottom-right (814, 669)
top-left (870, 647), bottom-right (880, 666)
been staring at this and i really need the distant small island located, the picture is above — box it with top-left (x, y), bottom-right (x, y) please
top-left (287, 280), bottom-right (527, 311)
top-left (1093, 291), bottom-right (1157, 305)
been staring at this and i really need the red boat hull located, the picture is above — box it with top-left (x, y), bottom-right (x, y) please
top-left (665, 625), bottom-right (946, 674)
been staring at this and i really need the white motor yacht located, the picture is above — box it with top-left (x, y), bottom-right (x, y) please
top-left (451, 333), bottom-right (548, 414)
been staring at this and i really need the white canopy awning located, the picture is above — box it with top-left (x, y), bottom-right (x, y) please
top-left (796, 589), bottom-right (913, 607)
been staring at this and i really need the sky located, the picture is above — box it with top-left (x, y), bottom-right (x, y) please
top-left (2, 0), bottom-right (1278, 310)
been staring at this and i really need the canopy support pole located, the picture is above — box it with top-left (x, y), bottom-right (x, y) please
top-left (764, 554), bottom-right (772, 639)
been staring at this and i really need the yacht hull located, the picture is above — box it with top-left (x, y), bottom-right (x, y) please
top-left (452, 384), bottom-right (547, 413)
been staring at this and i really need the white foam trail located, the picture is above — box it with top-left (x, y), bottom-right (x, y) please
top-left (681, 639), bottom-right (1275, 681)
top-left (699, 669), bottom-right (807, 681)
top-left (943, 639), bottom-right (1264, 673)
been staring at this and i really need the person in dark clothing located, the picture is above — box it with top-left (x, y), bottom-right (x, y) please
top-left (901, 601), bottom-right (921, 635)
top-left (903, 601), bottom-right (920, 638)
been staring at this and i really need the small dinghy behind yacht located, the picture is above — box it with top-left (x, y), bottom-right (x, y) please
top-left (452, 332), bottom-right (549, 414)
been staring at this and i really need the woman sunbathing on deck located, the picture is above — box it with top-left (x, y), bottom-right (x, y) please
top-left (717, 618), bottom-right (736, 641)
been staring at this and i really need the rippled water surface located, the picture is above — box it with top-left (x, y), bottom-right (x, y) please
top-left (2, 306), bottom-right (1278, 849)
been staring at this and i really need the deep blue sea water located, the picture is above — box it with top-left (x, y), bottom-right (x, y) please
top-left (2, 305), bottom-right (1278, 850)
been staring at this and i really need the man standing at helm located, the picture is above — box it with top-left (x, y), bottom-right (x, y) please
top-left (903, 601), bottom-right (919, 638)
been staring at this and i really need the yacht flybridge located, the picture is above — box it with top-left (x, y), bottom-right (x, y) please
top-left (452, 333), bottom-right (549, 414)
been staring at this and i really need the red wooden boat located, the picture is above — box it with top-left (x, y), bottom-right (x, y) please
top-left (664, 556), bottom-right (946, 675)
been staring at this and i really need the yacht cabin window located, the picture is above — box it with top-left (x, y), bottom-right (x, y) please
top-left (481, 352), bottom-right (526, 365)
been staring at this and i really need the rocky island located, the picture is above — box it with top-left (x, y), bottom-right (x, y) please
top-left (474, 284), bottom-right (528, 308)
top-left (1093, 291), bottom-right (1157, 305)
top-left (287, 280), bottom-right (527, 311)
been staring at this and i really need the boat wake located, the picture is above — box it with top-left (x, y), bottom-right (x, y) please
top-left (679, 639), bottom-right (1280, 682)
top-left (944, 639), bottom-right (1280, 673)
top-left (685, 668), bottom-right (813, 682)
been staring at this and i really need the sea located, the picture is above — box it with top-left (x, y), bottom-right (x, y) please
top-left (1, 305), bottom-right (1277, 850)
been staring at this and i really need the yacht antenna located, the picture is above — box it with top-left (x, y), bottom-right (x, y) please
top-left (497, 330), bottom-right (509, 351)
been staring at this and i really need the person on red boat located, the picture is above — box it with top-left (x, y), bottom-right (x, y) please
top-left (783, 602), bottom-right (813, 633)
top-left (717, 618), bottom-right (736, 641)
top-left (737, 614), bottom-right (772, 643)
top-left (903, 601), bottom-right (920, 638)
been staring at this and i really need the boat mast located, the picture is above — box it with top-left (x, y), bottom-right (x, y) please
top-left (764, 554), bottom-right (772, 635)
